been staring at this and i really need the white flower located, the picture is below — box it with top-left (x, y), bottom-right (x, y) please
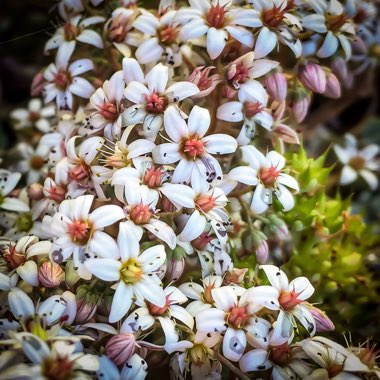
top-left (152, 105), bottom-right (237, 184)
top-left (226, 146), bottom-right (299, 214)
top-left (14, 333), bottom-right (98, 377)
top-left (10, 98), bottom-right (55, 133)
top-left (45, 15), bottom-right (105, 53)
top-left (176, 0), bottom-right (261, 59)
top-left (84, 70), bottom-right (126, 139)
top-left (43, 194), bottom-right (124, 279)
top-left (247, 0), bottom-right (303, 57)
top-left (84, 220), bottom-right (166, 322)
top-left (217, 81), bottom-right (273, 146)
top-left (195, 285), bottom-right (276, 361)
top-left (123, 60), bottom-right (199, 140)
top-left (300, 336), bottom-right (372, 379)
top-left (116, 181), bottom-right (177, 249)
top-left (260, 265), bottom-right (316, 341)
top-left (43, 41), bottom-right (95, 109)
top-left (0, 170), bottom-right (29, 213)
top-left (333, 133), bottom-right (379, 190)
top-left (133, 9), bottom-right (182, 65)
top-left (303, 0), bottom-right (355, 59)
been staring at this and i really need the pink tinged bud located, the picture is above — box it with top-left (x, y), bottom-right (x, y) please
top-left (106, 333), bottom-right (136, 366)
top-left (309, 306), bottom-right (335, 332)
top-left (31, 72), bottom-right (46, 96)
top-left (38, 261), bottom-right (65, 288)
top-left (290, 91), bottom-right (311, 123)
top-left (324, 72), bottom-right (341, 99)
top-left (75, 299), bottom-right (97, 324)
top-left (264, 72), bottom-right (288, 100)
top-left (161, 196), bottom-right (176, 212)
top-left (255, 240), bottom-right (269, 264)
top-left (299, 63), bottom-right (326, 94)
top-left (221, 84), bottom-right (237, 99)
top-left (165, 255), bottom-right (185, 282)
top-left (331, 56), bottom-right (348, 83)
top-left (272, 124), bottom-right (300, 144)
top-left (27, 183), bottom-right (44, 200)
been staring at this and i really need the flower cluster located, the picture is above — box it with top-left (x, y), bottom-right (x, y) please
top-left (1, 0), bottom-right (379, 379)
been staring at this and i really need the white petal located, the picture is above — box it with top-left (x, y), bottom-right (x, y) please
top-left (69, 77), bottom-right (95, 98)
top-left (196, 308), bottom-right (226, 332)
top-left (239, 349), bottom-right (271, 372)
top-left (228, 166), bottom-right (258, 186)
top-left (68, 59), bottom-right (94, 76)
top-left (139, 243), bottom-right (166, 271)
top-left (293, 304), bottom-right (316, 336)
top-left (207, 28), bottom-right (227, 60)
top-left (172, 159), bottom-right (195, 184)
top-left (133, 14), bottom-right (160, 35)
top-left (179, 210), bottom-right (207, 242)
top-left (77, 30), bottom-right (103, 48)
top-left (152, 143), bottom-right (181, 164)
top-left (144, 219), bottom-right (176, 249)
top-left (164, 106), bottom-right (187, 143)
top-left (118, 221), bottom-right (142, 262)
top-left (278, 174), bottom-right (299, 191)
top-left (89, 231), bottom-right (119, 259)
top-left (109, 282), bottom-right (133, 323)
top-left (123, 57), bottom-right (144, 84)
top-left (9, 289), bottom-right (34, 320)
top-left (248, 59), bottom-right (279, 79)
top-left (56, 41), bottom-right (75, 70)
top-left (134, 277), bottom-right (166, 307)
top-left (1, 198), bottom-right (30, 212)
top-left (211, 286), bottom-right (237, 311)
top-left (170, 305), bottom-right (194, 329)
top-left (145, 64), bottom-right (168, 94)
top-left (203, 134), bottom-right (237, 154)
top-left (360, 169), bottom-right (378, 190)
top-left (217, 102), bottom-right (243, 123)
top-left (223, 328), bottom-right (247, 362)
top-left (340, 165), bottom-right (358, 185)
top-left (250, 184), bottom-right (269, 214)
top-left (90, 205), bottom-right (125, 228)
top-left (317, 31), bottom-right (339, 58)
top-left (160, 183), bottom-right (196, 209)
top-left (180, 19), bottom-right (208, 40)
top-left (84, 259), bottom-right (121, 281)
top-left (288, 277), bottom-right (315, 301)
top-left (136, 38), bottom-right (164, 64)
top-left (225, 26), bottom-right (253, 48)
top-left (16, 261), bottom-right (38, 286)
top-left (124, 82), bottom-right (150, 104)
top-left (260, 265), bottom-right (289, 292)
top-left (166, 81), bottom-right (200, 102)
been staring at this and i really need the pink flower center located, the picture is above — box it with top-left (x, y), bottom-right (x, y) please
top-left (243, 102), bottom-right (265, 118)
top-left (158, 25), bottom-right (178, 45)
top-left (145, 93), bottom-right (168, 114)
top-left (195, 194), bottom-right (217, 213)
top-left (129, 203), bottom-right (152, 225)
top-left (181, 136), bottom-right (205, 160)
top-left (54, 71), bottom-right (70, 90)
top-left (46, 184), bottom-right (67, 202)
top-left (100, 102), bottom-right (119, 121)
top-left (143, 166), bottom-right (164, 188)
top-left (262, 1), bottom-right (294, 28)
top-left (269, 343), bottom-right (291, 366)
top-left (69, 163), bottom-right (90, 182)
top-left (227, 305), bottom-right (250, 328)
top-left (1, 244), bottom-right (26, 270)
top-left (64, 23), bottom-right (80, 41)
top-left (348, 155), bottom-right (366, 170)
top-left (147, 295), bottom-right (171, 316)
top-left (108, 15), bottom-right (129, 42)
top-left (67, 220), bottom-right (91, 245)
top-left (259, 166), bottom-right (281, 186)
top-left (206, 3), bottom-right (227, 29)
top-left (278, 290), bottom-right (302, 311)
top-left (227, 63), bottom-right (250, 86)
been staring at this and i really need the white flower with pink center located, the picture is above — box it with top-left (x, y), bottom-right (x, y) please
top-left (123, 59), bottom-right (199, 140)
top-left (195, 285), bottom-right (278, 362)
top-left (43, 41), bottom-right (95, 110)
top-left (43, 194), bottom-right (124, 279)
top-left (85, 220), bottom-right (166, 322)
top-left (84, 71), bottom-right (126, 140)
top-left (260, 265), bottom-right (316, 341)
top-left (176, 0), bottom-right (262, 59)
top-left (118, 181), bottom-right (177, 249)
top-left (152, 105), bottom-right (237, 184)
top-left (45, 14), bottom-right (105, 53)
top-left (225, 146), bottom-right (299, 214)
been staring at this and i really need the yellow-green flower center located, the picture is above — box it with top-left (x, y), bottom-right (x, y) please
top-left (120, 259), bottom-right (143, 284)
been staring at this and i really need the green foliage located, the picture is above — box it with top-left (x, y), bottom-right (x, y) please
top-left (282, 146), bottom-right (380, 340)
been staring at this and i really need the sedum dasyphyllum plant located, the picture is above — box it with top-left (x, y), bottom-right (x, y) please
top-left (1, 0), bottom-right (380, 379)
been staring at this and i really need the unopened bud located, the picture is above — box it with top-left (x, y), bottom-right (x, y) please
top-left (289, 89), bottom-right (311, 123)
top-left (266, 215), bottom-right (289, 240)
top-left (324, 72), bottom-right (341, 99)
top-left (105, 333), bottom-right (136, 366)
top-left (75, 284), bottom-right (100, 324)
top-left (165, 246), bottom-right (186, 282)
top-left (308, 305), bottom-right (335, 332)
top-left (255, 239), bottom-right (269, 264)
top-left (38, 261), bottom-right (64, 288)
top-left (299, 63), bottom-right (326, 94)
top-left (272, 123), bottom-right (300, 144)
top-left (331, 56), bottom-right (348, 83)
top-left (224, 268), bottom-right (248, 285)
top-left (27, 183), bottom-right (44, 200)
top-left (160, 196), bottom-right (176, 212)
top-left (264, 72), bottom-right (288, 100)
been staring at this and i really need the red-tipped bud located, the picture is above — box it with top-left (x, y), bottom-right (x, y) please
top-left (265, 72), bottom-right (288, 100)
top-left (289, 89), bottom-right (311, 123)
top-left (299, 63), bottom-right (326, 94)
top-left (105, 333), bottom-right (136, 366)
top-left (38, 261), bottom-right (65, 288)
top-left (324, 72), bottom-right (341, 99)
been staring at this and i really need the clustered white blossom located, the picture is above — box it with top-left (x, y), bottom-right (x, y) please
top-left (1, 0), bottom-right (379, 379)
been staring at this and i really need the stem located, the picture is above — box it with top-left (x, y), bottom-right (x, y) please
top-left (213, 350), bottom-right (252, 380)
